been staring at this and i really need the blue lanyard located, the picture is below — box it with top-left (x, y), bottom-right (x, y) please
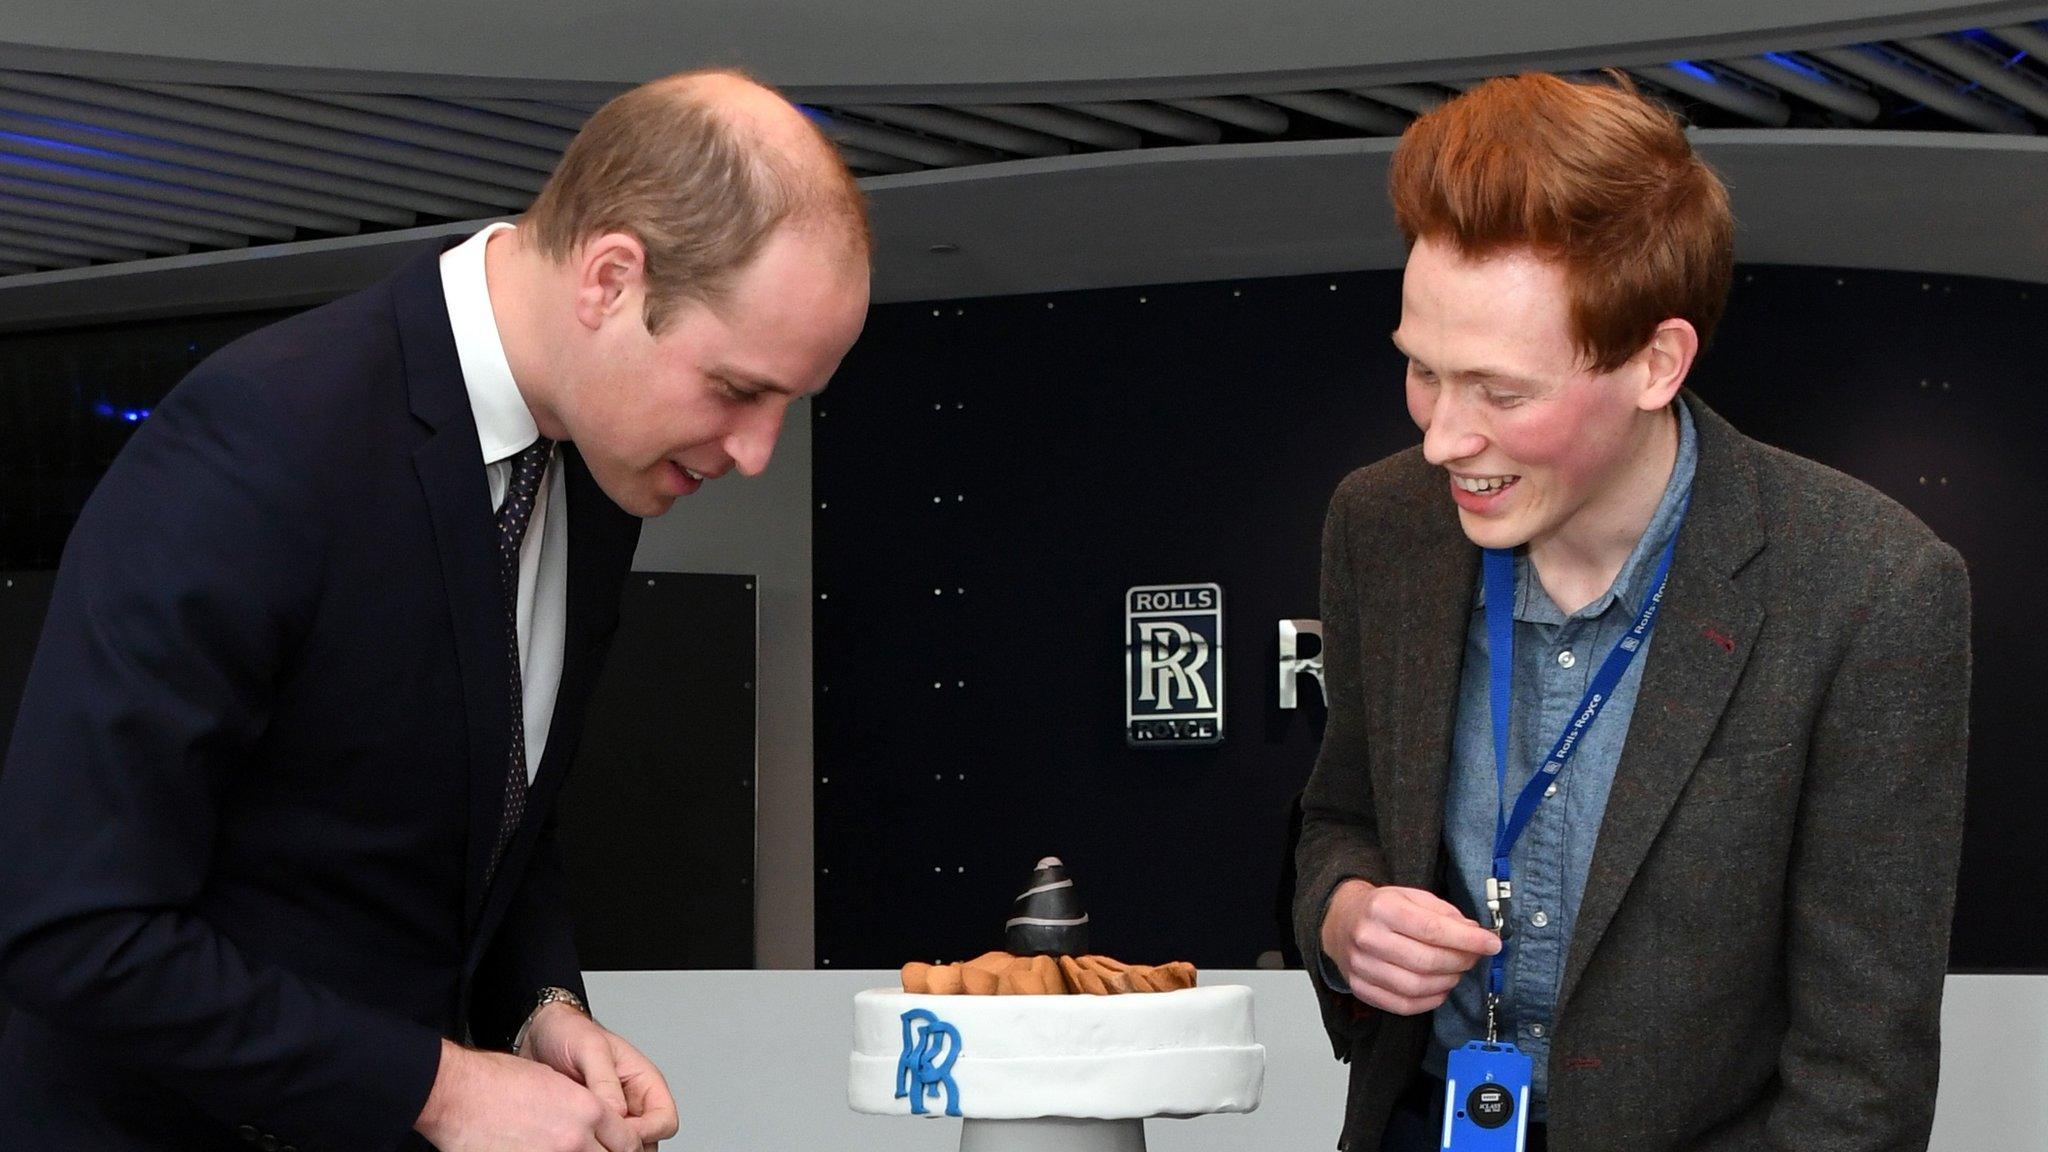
top-left (1480, 507), bottom-right (1684, 1001)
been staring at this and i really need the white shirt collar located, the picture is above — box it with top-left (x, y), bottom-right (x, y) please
top-left (439, 221), bottom-right (540, 467)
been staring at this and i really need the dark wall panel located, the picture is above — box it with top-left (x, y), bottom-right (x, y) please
top-left (560, 571), bottom-right (758, 970)
top-left (814, 266), bottom-right (2046, 973)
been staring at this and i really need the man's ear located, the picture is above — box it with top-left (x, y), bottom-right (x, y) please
top-left (572, 232), bottom-right (649, 332)
top-left (1636, 318), bottom-right (1699, 411)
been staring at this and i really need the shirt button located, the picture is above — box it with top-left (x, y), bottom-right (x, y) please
top-left (1531, 910), bottom-right (1549, 929)
top-left (1556, 649), bottom-right (1576, 669)
top-left (1543, 782), bottom-right (1559, 798)
top-left (1529, 1023), bottom-right (1546, 1038)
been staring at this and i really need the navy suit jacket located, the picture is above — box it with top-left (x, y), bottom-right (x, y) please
top-left (0, 249), bottom-right (645, 1152)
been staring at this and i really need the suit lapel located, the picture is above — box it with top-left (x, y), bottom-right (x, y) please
top-left (391, 247), bottom-right (515, 939)
top-left (511, 446), bottom-right (633, 838)
top-left (1556, 395), bottom-right (1767, 1013)
top-left (1387, 488), bottom-right (1477, 887)
top-left (470, 444), bottom-right (641, 943)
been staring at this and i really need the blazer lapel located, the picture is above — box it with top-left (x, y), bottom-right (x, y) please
top-left (1556, 394), bottom-right (1768, 1013)
top-left (510, 447), bottom-right (633, 839)
top-left (392, 248), bottom-right (513, 939)
top-left (470, 444), bottom-right (642, 942)
top-left (1385, 487), bottom-right (1477, 888)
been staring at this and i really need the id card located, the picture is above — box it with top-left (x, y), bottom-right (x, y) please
top-left (1442, 1040), bottom-right (1532, 1151)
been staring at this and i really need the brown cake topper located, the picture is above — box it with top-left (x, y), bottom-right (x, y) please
top-left (899, 952), bottom-right (1195, 995)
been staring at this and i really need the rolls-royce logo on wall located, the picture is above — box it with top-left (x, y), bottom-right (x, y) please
top-left (1125, 583), bottom-right (1223, 747)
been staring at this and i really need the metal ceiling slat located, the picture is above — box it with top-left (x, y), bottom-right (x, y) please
top-left (1993, 22), bottom-right (2048, 58)
top-left (133, 82), bottom-right (564, 174)
top-left (1350, 85), bottom-right (1446, 115)
top-left (0, 95), bottom-right (478, 216)
top-left (1161, 96), bottom-right (1289, 134)
top-left (0, 173), bottom-right (262, 241)
top-left (0, 17), bottom-right (2039, 288)
top-left (811, 111), bottom-right (1001, 167)
top-left (457, 97), bottom-right (595, 132)
top-left (0, 242), bottom-right (85, 269)
top-left (1808, 44), bottom-right (2035, 133)
top-left (96, 80), bottom-right (547, 191)
top-left (1059, 101), bottom-right (1223, 143)
top-left (835, 104), bottom-right (1069, 157)
top-left (0, 224), bottom-right (147, 263)
top-left (832, 144), bottom-right (923, 175)
top-left (0, 164), bottom-right (293, 239)
top-left (1715, 55), bottom-right (1881, 121)
top-left (0, 112), bottom-right (415, 226)
top-left (0, 74), bottom-right (530, 212)
top-left (1261, 91), bottom-right (1410, 134)
top-left (953, 104), bottom-right (1142, 150)
top-left (0, 209), bottom-right (186, 256)
top-left (1631, 63), bottom-right (1792, 125)
top-left (1897, 34), bottom-right (2048, 121)
top-left (0, 190), bottom-right (243, 247)
top-left (296, 91), bottom-right (577, 152)
top-left (0, 136), bottom-right (370, 232)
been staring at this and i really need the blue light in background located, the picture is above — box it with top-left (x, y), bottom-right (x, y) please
top-left (89, 401), bottom-right (151, 424)
top-left (8, 112), bottom-right (169, 151)
top-left (0, 128), bottom-right (133, 165)
top-left (1670, 61), bottom-right (1719, 84)
top-left (1763, 52), bottom-right (1834, 84)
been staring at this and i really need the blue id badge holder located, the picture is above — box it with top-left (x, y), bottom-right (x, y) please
top-left (1442, 1040), bottom-right (1533, 1150)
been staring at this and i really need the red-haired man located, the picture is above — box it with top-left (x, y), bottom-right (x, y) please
top-left (1296, 74), bottom-right (1969, 1151)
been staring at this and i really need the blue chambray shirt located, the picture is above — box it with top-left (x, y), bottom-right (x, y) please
top-left (1426, 402), bottom-right (1697, 1117)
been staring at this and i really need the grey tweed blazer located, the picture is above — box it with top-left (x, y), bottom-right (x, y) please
top-left (1294, 393), bottom-right (1971, 1151)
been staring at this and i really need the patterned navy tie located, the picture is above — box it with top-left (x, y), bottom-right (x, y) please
top-left (486, 436), bottom-right (554, 886)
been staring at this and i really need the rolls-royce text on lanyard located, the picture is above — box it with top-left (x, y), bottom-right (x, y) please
top-left (1445, 508), bottom-right (1685, 1152)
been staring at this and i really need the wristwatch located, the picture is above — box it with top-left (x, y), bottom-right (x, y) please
top-left (510, 986), bottom-right (591, 1056)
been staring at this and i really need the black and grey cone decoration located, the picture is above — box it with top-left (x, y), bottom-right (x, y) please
top-left (1003, 856), bottom-right (1090, 956)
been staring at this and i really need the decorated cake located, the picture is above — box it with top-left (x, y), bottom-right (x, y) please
top-left (847, 858), bottom-right (1264, 1131)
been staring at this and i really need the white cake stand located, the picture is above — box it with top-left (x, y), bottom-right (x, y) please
top-left (849, 985), bottom-right (1264, 1152)
top-left (960, 1116), bottom-right (1143, 1152)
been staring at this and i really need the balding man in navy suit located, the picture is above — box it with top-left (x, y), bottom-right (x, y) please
top-left (0, 70), bottom-right (869, 1152)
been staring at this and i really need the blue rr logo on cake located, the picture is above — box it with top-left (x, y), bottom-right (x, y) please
top-left (895, 1008), bottom-right (962, 1116)
top-left (1125, 583), bottom-right (1224, 747)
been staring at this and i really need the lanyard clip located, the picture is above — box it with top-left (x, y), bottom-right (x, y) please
top-left (1484, 876), bottom-right (1514, 940)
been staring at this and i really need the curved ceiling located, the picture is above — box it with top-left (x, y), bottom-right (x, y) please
top-left (3, 0), bottom-right (2046, 99)
top-left (1, 9), bottom-right (2046, 328)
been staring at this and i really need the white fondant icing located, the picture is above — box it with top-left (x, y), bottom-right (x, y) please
top-left (848, 985), bottom-right (1265, 1121)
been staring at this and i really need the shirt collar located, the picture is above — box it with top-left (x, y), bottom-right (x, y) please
top-left (438, 221), bottom-right (539, 467)
top-left (1474, 400), bottom-right (1699, 623)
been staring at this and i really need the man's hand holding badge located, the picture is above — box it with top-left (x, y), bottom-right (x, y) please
top-left (1319, 879), bottom-right (1501, 1016)
top-left (1320, 880), bottom-right (1529, 1149)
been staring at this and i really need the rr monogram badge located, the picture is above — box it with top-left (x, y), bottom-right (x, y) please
top-left (1125, 583), bottom-right (1224, 747)
top-left (895, 1009), bottom-right (963, 1117)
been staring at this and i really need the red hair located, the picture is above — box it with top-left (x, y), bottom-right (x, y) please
top-left (1389, 73), bottom-right (1734, 372)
